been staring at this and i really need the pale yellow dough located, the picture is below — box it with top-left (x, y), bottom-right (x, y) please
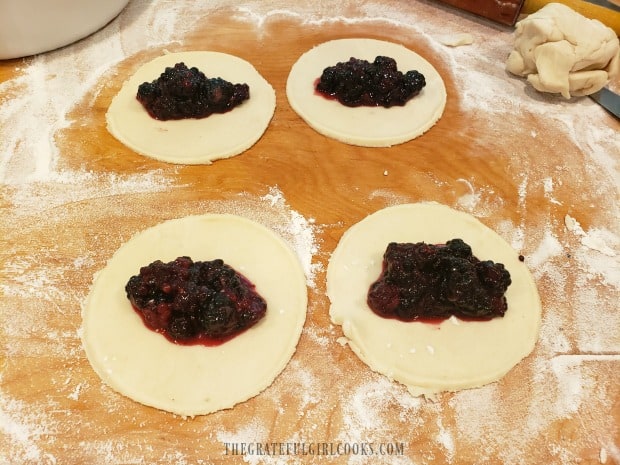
top-left (106, 51), bottom-right (276, 164)
top-left (286, 38), bottom-right (447, 147)
top-left (81, 214), bottom-right (307, 416)
top-left (506, 3), bottom-right (620, 98)
top-left (327, 203), bottom-right (542, 397)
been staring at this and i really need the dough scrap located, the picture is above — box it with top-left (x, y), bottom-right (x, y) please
top-left (81, 214), bottom-right (307, 416)
top-left (286, 38), bottom-right (447, 147)
top-left (106, 51), bottom-right (276, 164)
top-left (436, 33), bottom-right (474, 47)
top-left (506, 3), bottom-right (620, 98)
top-left (327, 203), bottom-right (542, 397)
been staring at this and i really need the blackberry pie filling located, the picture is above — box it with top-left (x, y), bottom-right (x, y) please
top-left (136, 62), bottom-right (250, 120)
top-left (315, 56), bottom-right (426, 107)
top-left (125, 256), bottom-right (267, 345)
top-left (368, 239), bottom-right (511, 322)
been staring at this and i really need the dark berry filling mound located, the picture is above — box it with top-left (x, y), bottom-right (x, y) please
top-left (367, 239), bottom-right (511, 322)
top-left (125, 256), bottom-right (266, 345)
top-left (315, 56), bottom-right (426, 107)
top-left (136, 62), bottom-right (250, 120)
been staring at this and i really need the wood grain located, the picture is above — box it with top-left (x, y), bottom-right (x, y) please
top-left (1, 4), bottom-right (618, 465)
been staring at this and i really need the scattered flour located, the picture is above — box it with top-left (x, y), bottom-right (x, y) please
top-left (0, 383), bottom-right (57, 465)
top-left (496, 219), bottom-right (526, 252)
top-left (259, 186), bottom-right (322, 288)
top-left (215, 419), bottom-right (270, 465)
top-left (543, 177), bottom-right (562, 205)
top-left (368, 189), bottom-right (413, 206)
top-left (435, 417), bottom-right (455, 462)
top-left (565, 214), bottom-right (618, 258)
top-left (1, 0), bottom-right (618, 464)
top-left (67, 383), bottom-right (84, 402)
top-left (529, 230), bottom-right (565, 269)
top-left (453, 178), bottom-right (504, 217)
top-left (454, 178), bottom-right (481, 211)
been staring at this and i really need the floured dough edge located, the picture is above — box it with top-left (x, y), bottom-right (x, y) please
top-left (327, 202), bottom-right (542, 397)
top-left (81, 214), bottom-right (308, 417)
top-left (106, 51), bottom-right (276, 164)
top-left (286, 38), bottom-right (447, 147)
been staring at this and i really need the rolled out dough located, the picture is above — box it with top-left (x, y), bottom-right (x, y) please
top-left (286, 38), bottom-right (447, 147)
top-left (81, 214), bottom-right (307, 416)
top-left (106, 51), bottom-right (276, 164)
top-left (327, 203), bottom-right (542, 397)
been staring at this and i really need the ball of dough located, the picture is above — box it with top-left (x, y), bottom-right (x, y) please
top-left (506, 3), bottom-right (620, 98)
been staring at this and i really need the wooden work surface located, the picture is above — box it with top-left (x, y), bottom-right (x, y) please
top-left (1, 1), bottom-right (618, 464)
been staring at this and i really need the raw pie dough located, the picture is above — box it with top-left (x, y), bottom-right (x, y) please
top-left (327, 203), bottom-right (542, 397)
top-left (106, 51), bottom-right (276, 164)
top-left (506, 3), bottom-right (620, 98)
top-left (286, 38), bottom-right (447, 147)
top-left (81, 214), bottom-right (307, 416)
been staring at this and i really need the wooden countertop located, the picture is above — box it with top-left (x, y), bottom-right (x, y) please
top-left (1, 1), bottom-right (618, 464)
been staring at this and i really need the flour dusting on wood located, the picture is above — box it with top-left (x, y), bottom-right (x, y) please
top-left (0, 0), bottom-right (618, 464)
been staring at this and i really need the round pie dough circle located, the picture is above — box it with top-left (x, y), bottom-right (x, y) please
top-left (82, 214), bottom-right (307, 416)
top-left (327, 203), bottom-right (541, 397)
top-left (106, 51), bottom-right (276, 164)
top-left (286, 38), bottom-right (447, 147)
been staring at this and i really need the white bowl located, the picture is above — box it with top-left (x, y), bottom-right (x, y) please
top-left (0, 0), bottom-right (130, 59)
